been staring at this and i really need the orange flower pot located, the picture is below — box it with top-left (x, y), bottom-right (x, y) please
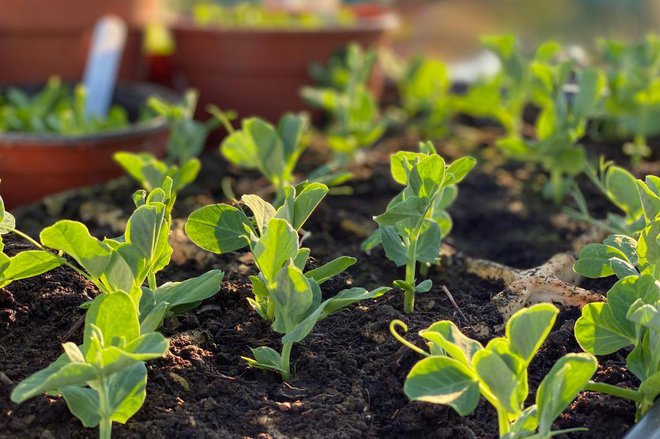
top-left (0, 0), bottom-right (161, 84)
top-left (170, 4), bottom-right (398, 123)
top-left (0, 82), bottom-right (177, 209)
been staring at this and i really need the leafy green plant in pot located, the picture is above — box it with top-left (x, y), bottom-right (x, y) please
top-left (185, 182), bottom-right (388, 379)
top-left (0, 80), bottom-right (177, 208)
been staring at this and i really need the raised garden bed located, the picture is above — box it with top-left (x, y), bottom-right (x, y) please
top-left (1, 126), bottom-right (656, 437)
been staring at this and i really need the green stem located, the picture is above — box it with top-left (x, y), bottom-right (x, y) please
top-left (585, 381), bottom-right (643, 403)
top-left (97, 380), bottom-right (113, 439)
top-left (280, 341), bottom-right (293, 381)
top-left (550, 170), bottom-right (563, 205)
top-left (496, 407), bottom-right (510, 437)
top-left (148, 272), bottom-right (157, 291)
top-left (404, 237), bottom-right (418, 314)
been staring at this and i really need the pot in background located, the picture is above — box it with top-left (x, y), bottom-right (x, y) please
top-left (0, 0), bottom-right (161, 84)
top-left (170, 4), bottom-right (398, 123)
top-left (0, 82), bottom-right (177, 209)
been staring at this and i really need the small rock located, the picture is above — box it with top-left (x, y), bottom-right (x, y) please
top-left (201, 397), bottom-right (218, 411)
top-left (168, 372), bottom-right (190, 392)
top-left (39, 430), bottom-right (56, 439)
top-left (0, 371), bottom-right (14, 385)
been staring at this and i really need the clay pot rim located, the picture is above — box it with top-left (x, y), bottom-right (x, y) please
top-left (0, 82), bottom-right (177, 147)
top-left (171, 4), bottom-right (399, 35)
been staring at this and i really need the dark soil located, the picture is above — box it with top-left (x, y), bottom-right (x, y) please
top-left (2, 128), bottom-right (655, 438)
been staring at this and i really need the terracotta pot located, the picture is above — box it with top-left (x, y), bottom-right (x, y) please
top-left (170, 4), bottom-right (398, 123)
top-left (0, 0), bottom-right (161, 84)
top-left (0, 82), bottom-right (177, 209)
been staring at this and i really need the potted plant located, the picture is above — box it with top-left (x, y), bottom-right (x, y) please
top-left (0, 80), bottom-right (178, 208)
top-left (168, 2), bottom-right (398, 121)
top-left (0, 0), bottom-right (161, 84)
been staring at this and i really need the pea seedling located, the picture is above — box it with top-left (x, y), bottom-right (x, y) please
top-left (185, 183), bottom-right (388, 379)
top-left (575, 274), bottom-right (660, 419)
top-left (11, 291), bottom-right (169, 439)
top-left (302, 44), bottom-right (386, 158)
top-left (362, 142), bottom-right (476, 313)
top-left (392, 303), bottom-right (597, 438)
top-left (114, 90), bottom-right (221, 196)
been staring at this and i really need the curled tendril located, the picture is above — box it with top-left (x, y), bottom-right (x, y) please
top-left (389, 319), bottom-right (430, 357)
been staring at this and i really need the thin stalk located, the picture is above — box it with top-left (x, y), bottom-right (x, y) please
top-left (585, 381), bottom-right (642, 403)
top-left (148, 272), bottom-right (157, 291)
top-left (96, 380), bottom-right (112, 439)
top-left (404, 237), bottom-right (418, 314)
top-left (389, 320), bottom-right (430, 357)
top-left (550, 170), bottom-right (563, 205)
top-left (280, 341), bottom-right (293, 381)
top-left (496, 407), bottom-right (510, 437)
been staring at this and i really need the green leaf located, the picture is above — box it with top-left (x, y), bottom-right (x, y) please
top-left (0, 211), bottom-right (15, 234)
top-left (60, 386), bottom-right (101, 427)
top-left (391, 151), bottom-right (422, 185)
top-left (291, 182), bottom-right (328, 230)
top-left (536, 353), bottom-right (597, 436)
top-left (0, 250), bottom-right (61, 287)
top-left (253, 219), bottom-right (299, 282)
top-left (305, 256), bottom-right (356, 285)
top-left (319, 286), bottom-right (389, 318)
top-left (506, 303), bottom-right (558, 365)
top-left (124, 332), bottom-right (169, 361)
top-left (375, 196), bottom-right (422, 226)
top-left (243, 346), bottom-right (286, 373)
top-left (420, 321), bottom-right (483, 366)
top-left (151, 269), bottom-right (223, 317)
top-left (108, 362), bottom-right (148, 423)
top-left (445, 156), bottom-right (476, 185)
top-left (574, 243), bottom-right (629, 278)
top-left (574, 276), bottom-right (646, 355)
top-left (403, 356), bottom-right (480, 416)
top-left (83, 292), bottom-right (140, 353)
top-left (11, 362), bottom-right (97, 404)
top-left (185, 204), bottom-right (253, 254)
top-left (380, 226), bottom-right (408, 267)
top-left (606, 166), bottom-right (644, 219)
top-left (242, 194), bottom-right (276, 235)
top-left (415, 220), bottom-right (441, 264)
top-left (473, 339), bottom-right (527, 416)
top-left (40, 221), bottom-right (113, 279)
top-left (270, 264), bottom-right (313, 334)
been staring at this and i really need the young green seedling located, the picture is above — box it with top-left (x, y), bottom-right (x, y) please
top-left (11, 291), bottom-right (169, 439)
top-left (453, 35), bottom-right (561, 140)
top-left (114, 90), bottom-right (221, 196)
top-left (574, 175), bottom-right (659, 280)
top-left (220, 112), bottom-right (308, 203)
top-left (0, 195), bottom-right (62, 288)
top-left (392, 303), bottom-right (598, 438)
top-left (567, 159), bottom-right (654, 236)
top-left (392, 54), bottom-right (453, 139)
top-left (598, 35), bottom-right (660, 164)
top-left (362, 142), bottom-right (476, 313)
top-left (34, 181), bottom-right (223, 329)
top-left (185, 183), bottom-right (388, 379)
top-left (301, 43), bottom-right (386, 159)
top-left (575, 274), bottom-right (660, 419)
top-left (499, 62), bottom-right (605, 204)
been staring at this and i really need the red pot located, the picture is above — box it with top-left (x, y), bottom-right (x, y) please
top-left (0, 83), bottom-right (177, 209)
top-left (0, 0), bottom-right (161, 84)
top-left (170, 4), bottom-right (398, 123)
